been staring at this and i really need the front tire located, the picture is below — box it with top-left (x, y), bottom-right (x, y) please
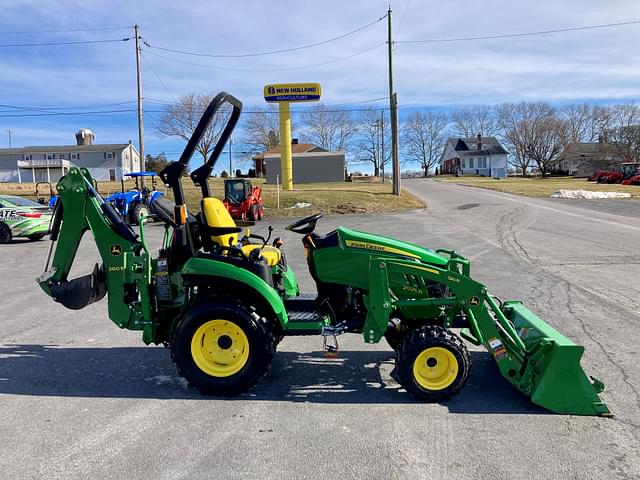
top-left (171, 302), bottom-right (275, 395)
top-left (130, 203), bottom-right (149, 225)
top-left (249, 204), bottom-right (259, 221)
top-left (397, 325), bottom-right (471, 402)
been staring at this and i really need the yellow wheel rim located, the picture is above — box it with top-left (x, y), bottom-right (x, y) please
top-left (190, 319), bottom-right (250, 377)
top-left (413, 347), bottom-right (459, 390)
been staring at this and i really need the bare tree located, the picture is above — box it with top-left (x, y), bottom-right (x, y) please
top-left (240, 105), bottom-right (280, 154)
top-left (402, 111), bottom-right (449, 176)
top-left (526, 114), bottom-right (568, 177)
top-left (154, 93), bottom-right (231, 164)
top-left (353, 109), bottom-right (389, 177)
top-left (561, 104), bottom-right (614, 144)
top-left (451, 105), bottom-right (499, 137)
top-left (606, 104), bottom-right (640, 162)
top-left (496, 102), bottom-right (533, 175)
top-left (300, 104), bottom-right (357, 151)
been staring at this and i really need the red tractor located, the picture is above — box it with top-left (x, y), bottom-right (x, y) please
top-left (222, 178), bottom-right (264, 221)
top-left (597, 171), bottom-right (623, 184)
top-left (623, 175), bottom-right (640, 185)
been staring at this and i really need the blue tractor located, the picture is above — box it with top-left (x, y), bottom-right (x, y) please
top-left (105, 172), bottom-right (164, 225)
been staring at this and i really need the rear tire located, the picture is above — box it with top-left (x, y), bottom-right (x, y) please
top-left (171, 301), bottom-right (275, 395)
top-left (0, 223), bottom-right (11, 244)
top-left (257, 205), bottom-right (264, 221)
top-left (397, 325), bottom-right (470, 402)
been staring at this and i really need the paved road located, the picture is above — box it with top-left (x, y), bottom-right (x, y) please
top-left (1, 180), bottom-right (638, 479)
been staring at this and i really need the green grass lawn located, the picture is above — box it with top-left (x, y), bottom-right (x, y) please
top-left (0, 178), bottom-right (425, 218)
top-left (434, 175), bottom-right (640, 199)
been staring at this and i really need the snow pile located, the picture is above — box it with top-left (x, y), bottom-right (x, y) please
top-left (550, 189), bottom-right (632, 199)
top-left (288, 202), bottom-right (312, 209)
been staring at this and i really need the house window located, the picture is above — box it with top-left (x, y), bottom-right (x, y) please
top-left (479, 158), bottom-right (487, 168)
top-left (71, 153), bottom-right (79, 160)
top-left (58, 154), bottom-right (65, 160)
top-left (469, 157), bottom-right (475, 168)
top-left (105, 152), bottom-right (114, 160)
top-left (109, 169), bottom-right (116, 181)
top-left (45, 153), bottom-right (54, 161)
top-left (461, 159), bottom-right (466, 169)
top-left (23, 154), bottom-right (32, 161)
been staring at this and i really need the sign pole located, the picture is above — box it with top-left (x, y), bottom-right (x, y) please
top-left (279, 101), bottom-right (293, 191)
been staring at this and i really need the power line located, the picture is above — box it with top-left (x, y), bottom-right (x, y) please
top-left (141, 52), bottom-right (176, 102)
top-left (0, 105), bottom-right (392, 118)
top-left (395, 0), bottom-right (411, 39)
top-left (142, 41), bottom-right (385, 72)
top-left (0, 26), bottom-right (133, 35)
top-left (143, 14), bottom-right (386, 58)
top-left (0, 100), bottom-right (137, 112)
top-left (396, 19), bottom-right (640, 44)
top-left (0, 37), bottom-right (133, 48)
top-left (0, 108), bottom-right (137, 118)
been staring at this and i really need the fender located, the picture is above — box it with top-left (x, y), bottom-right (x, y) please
top-left (181, 256), bottom-right (288, 328)
top-left (149, 191), bottom-right (164, 204)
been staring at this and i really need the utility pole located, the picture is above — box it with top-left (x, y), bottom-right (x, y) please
top-left (134, 25), bottom-right (145, 180)
top-left (229, 137), bottom-right (233, 177)
top-left (7, 129), bottom-right (12, 149)
top-left (387, 7), bottom-right (400, 195)
top-left (380, 111), bottom-right (385, 183)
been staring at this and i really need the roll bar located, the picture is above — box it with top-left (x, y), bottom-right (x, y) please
top-left (159, 92), bottom-right (243, 205)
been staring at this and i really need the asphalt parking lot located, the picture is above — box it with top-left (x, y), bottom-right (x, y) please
top-left (1, 179), bottom-right (639, 479)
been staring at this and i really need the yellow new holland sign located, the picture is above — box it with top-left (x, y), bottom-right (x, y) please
top-left (264, 83), bottom-right (321, 102)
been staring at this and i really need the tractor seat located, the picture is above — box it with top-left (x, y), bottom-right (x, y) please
top-left (201, 197), bottom-right (281, 266)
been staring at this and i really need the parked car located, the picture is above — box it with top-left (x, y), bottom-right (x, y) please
top-left (0, 195), bottom-right (52, 243)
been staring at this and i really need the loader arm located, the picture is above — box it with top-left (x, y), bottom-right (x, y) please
top-left (38, 167), bottom-right (155, 342)
top-left (365, 254), bottom-right (611, 416)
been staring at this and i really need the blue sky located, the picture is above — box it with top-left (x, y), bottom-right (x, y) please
top-left (1, 0), bottom-right (640, 172)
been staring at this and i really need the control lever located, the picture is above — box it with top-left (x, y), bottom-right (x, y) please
top-left (261, 226), bottom-right (273, 249)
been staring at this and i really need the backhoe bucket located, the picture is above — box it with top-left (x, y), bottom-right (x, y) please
top-left (501, 301), bottom-right (611, 416)
top-left (49, 263), bottom-right (106, 310)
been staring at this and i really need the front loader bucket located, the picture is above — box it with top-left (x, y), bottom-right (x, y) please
top-left (500, 301), bottom-right (611, 416)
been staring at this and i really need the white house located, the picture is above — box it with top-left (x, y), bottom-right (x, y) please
top-left (0, 128), bottom-right (141, 183)
top-left (439, 134), bottom-right (508, 178)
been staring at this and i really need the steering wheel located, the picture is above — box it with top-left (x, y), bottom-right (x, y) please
top-left (286, 213), bottom-right (323, 235)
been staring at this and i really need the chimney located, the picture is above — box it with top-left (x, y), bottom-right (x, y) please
top-left (291, 138), bottom-right (299, 145)
top-left (477, 133), bottom-right (482, 150)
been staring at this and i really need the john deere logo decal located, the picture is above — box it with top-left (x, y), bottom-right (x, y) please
top-left (469, 297), bottom-right (480, 306)
top-left (110, 244), bottom-right (122, 256)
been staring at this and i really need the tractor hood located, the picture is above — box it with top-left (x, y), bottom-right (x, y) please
top-left (337, 227), bottom-right (448, 266)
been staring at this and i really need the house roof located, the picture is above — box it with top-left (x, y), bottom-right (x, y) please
top-left (0, 143), bottom-right (135, 155)
top-left (559, 142), bottom-right (620, 157)
top-left (448, 136), bottom-right (508, 156)
top-left (252, 143), bottom-right (326, 160)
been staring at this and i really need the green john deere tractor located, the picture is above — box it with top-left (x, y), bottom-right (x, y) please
top-left (37, 92), bottom-right (610, 415)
